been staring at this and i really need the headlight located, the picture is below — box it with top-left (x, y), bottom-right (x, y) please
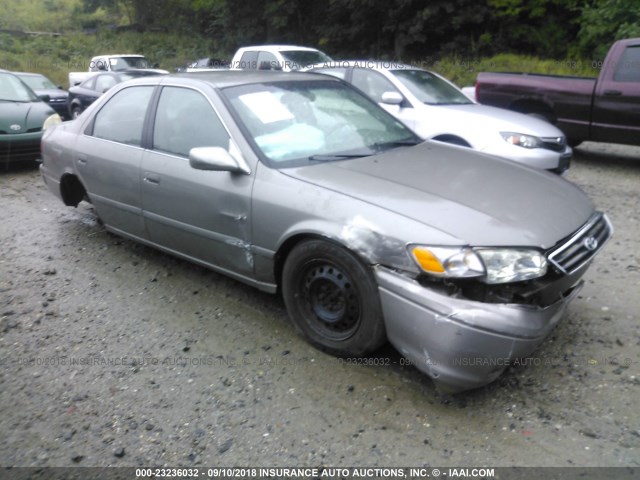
top-left (409, 246), bottom-right (547, 284)
top-left (501, 132), bottom-right (543, 149)
top-left (43, 114), bottom-right (62, 131)
top-left (475, 248), bottom-right (547, 284)
top-left (410, 246), bottom-right (485, 279)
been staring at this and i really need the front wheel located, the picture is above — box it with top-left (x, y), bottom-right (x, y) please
top-left (282, 239), bottom-right (386, 356)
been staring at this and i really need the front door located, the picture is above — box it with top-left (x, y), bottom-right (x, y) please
top-left (591, 42), bottom-right (640, 144)
top-left (141, 86), bottom-right (255, 275)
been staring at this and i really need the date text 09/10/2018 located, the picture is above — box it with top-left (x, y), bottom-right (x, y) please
top-left (134, 467), bottom-right (496, 478)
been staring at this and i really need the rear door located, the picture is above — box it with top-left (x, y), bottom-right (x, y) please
top-left (74, 85), bottom-right (155, 239)
top-left (591, 40), bottom-right (640, 144)
top-left (140, 85), bottom-right (255, 275)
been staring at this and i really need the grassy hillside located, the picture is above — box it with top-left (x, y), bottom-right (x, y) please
top-left (0, 31), bottom-right (597, 88)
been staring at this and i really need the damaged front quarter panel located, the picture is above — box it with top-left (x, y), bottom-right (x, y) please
top-left (339, 214), bottom-right (418, 272)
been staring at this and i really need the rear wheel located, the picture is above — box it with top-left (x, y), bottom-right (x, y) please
top-left (282, 239), bottom-right (386, 356)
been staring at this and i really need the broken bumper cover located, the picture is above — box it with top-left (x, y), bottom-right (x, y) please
top-left (375, 266), bottom-right (583, 392)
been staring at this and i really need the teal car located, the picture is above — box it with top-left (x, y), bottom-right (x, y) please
top-left (1, 70), bottom-right (61, 167)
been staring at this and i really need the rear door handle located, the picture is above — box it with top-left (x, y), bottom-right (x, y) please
top-left (143, 173), bottom-right (160, 185)
top-left (77, 155), bottom-right (87, 165)
top-left (603, 89), bottom-right (622, 96)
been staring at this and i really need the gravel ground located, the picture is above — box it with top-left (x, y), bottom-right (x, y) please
top-left (0, 142), bottom-right (638, 468)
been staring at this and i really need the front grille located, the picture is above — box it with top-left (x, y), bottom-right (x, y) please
top-left (541, 136), bottom-right (567, 152)
top-left (0, 137), bottom-right (42, 162)
top-left (548, 212), bottom-right (612, 274)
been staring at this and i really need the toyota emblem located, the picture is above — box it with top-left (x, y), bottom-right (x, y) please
top-left (10, 124), bottom-right (22, 131)
top-left (583, 236), bottom-right (598, 251)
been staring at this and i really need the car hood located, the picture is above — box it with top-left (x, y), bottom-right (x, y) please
top-left (0, 101), bottom-right (54, 133)
top-left (283, 142), bottom-right (593, 248)
top-left (431, 103), bottom-right (565, 138)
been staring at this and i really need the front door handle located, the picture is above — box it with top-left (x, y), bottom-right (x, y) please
top-left (143, 173), bottom-right (160, 185)
top-left (603, 89), bottom-right (622, 96)
top-left (77, 155), bottom-right (87, 165)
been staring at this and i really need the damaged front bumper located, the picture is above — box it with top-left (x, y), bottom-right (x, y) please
top-left (375, 266), bottom-right (583, 393)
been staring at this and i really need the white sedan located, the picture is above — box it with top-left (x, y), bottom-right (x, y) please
top-left (307, 61), bottom-right (572, 173)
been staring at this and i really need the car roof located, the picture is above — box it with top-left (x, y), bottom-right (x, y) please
top-left (238, 45), bottom-right (323, 53)
top-left (92, 54), bottom-right (145, 58)
top-left (307, 60), bottom-right (416, 71)
top-left (13, 72), bottom-right (46, 77)
top-left (163, 70), bottom-right (341, 89)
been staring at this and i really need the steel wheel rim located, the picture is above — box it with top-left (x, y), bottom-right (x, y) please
top-left (300, 261), bottom-right (361, 341)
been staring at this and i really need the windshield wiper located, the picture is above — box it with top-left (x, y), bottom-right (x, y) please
top-left (373, 137), bottom-right (423, 150)
top-left (308, 152), bottom-right (372, 162)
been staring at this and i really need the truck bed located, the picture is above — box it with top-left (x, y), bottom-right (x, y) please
top-left (476, 72), bottom-right (598, 143)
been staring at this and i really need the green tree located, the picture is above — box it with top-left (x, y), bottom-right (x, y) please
top-left (574, 0), bottom-right (640, 60)
top-left (486, 0), bottom-right (579, 57)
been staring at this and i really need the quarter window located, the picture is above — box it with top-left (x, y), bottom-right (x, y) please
top-left (152, 87), bottom-right (229, 157)
top-left (91, 86), bottom-right (154, 146)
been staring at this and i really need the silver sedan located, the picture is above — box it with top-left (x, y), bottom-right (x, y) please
top-left (307, 61), bottom-right (573, 173)
top-left (40, 72), bottom-right (611, 392)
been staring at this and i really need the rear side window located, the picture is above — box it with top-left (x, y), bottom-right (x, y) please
top-left (152, 86), bottom-right (229, 157)
top-left (238, 51), bottom-right (259, 70)
top-left (91, 86), bottom-right (154, 146)
top-left (614, 46), bottom-right (640, 82)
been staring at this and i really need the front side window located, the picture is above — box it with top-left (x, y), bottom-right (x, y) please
top-left (613, 46), bottom-right (640, 82)
top-left (91, 86), bottom-right (154, 146)
top-left (153, 87), bottom-right (229, 157)
top-left (351, 69), bottom-right (400, 103)
top-left (94, 75), bottom-right (118, 93)
top-left (223, 80), bottom-right (419, 168)
top-left (392, 69), bottom-right (471, 105)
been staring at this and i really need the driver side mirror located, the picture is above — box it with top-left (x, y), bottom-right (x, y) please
top-left (381, 91), bottom-right (404, 106)
top-left (189, 146), bottom-right (251, 174)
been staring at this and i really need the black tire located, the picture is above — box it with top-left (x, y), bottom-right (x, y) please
top-left (282, 239), bottom-right (386, 356)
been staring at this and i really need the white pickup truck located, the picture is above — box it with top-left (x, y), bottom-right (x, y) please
top-left (229, 45), bottom-right (332, 72)
top-left (68, 54), bottom-right (168, 87)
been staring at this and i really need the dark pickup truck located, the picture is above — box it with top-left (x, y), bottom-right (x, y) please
top-left (473, 38), bottom-right (640, 146)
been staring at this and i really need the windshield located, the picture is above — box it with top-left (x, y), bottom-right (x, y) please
top-left (392, 69), bottom-right (472, 105)
top-left (17, 74), bottom-right (57, 90)
top-left (280, 50), bottom-right (333, 70)
top-left (223, 80), bottom-right (420, 168)
top-left (0, 73), bottom-right (39, 102)
top-left (110, 56), bottom-right (153, 71)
